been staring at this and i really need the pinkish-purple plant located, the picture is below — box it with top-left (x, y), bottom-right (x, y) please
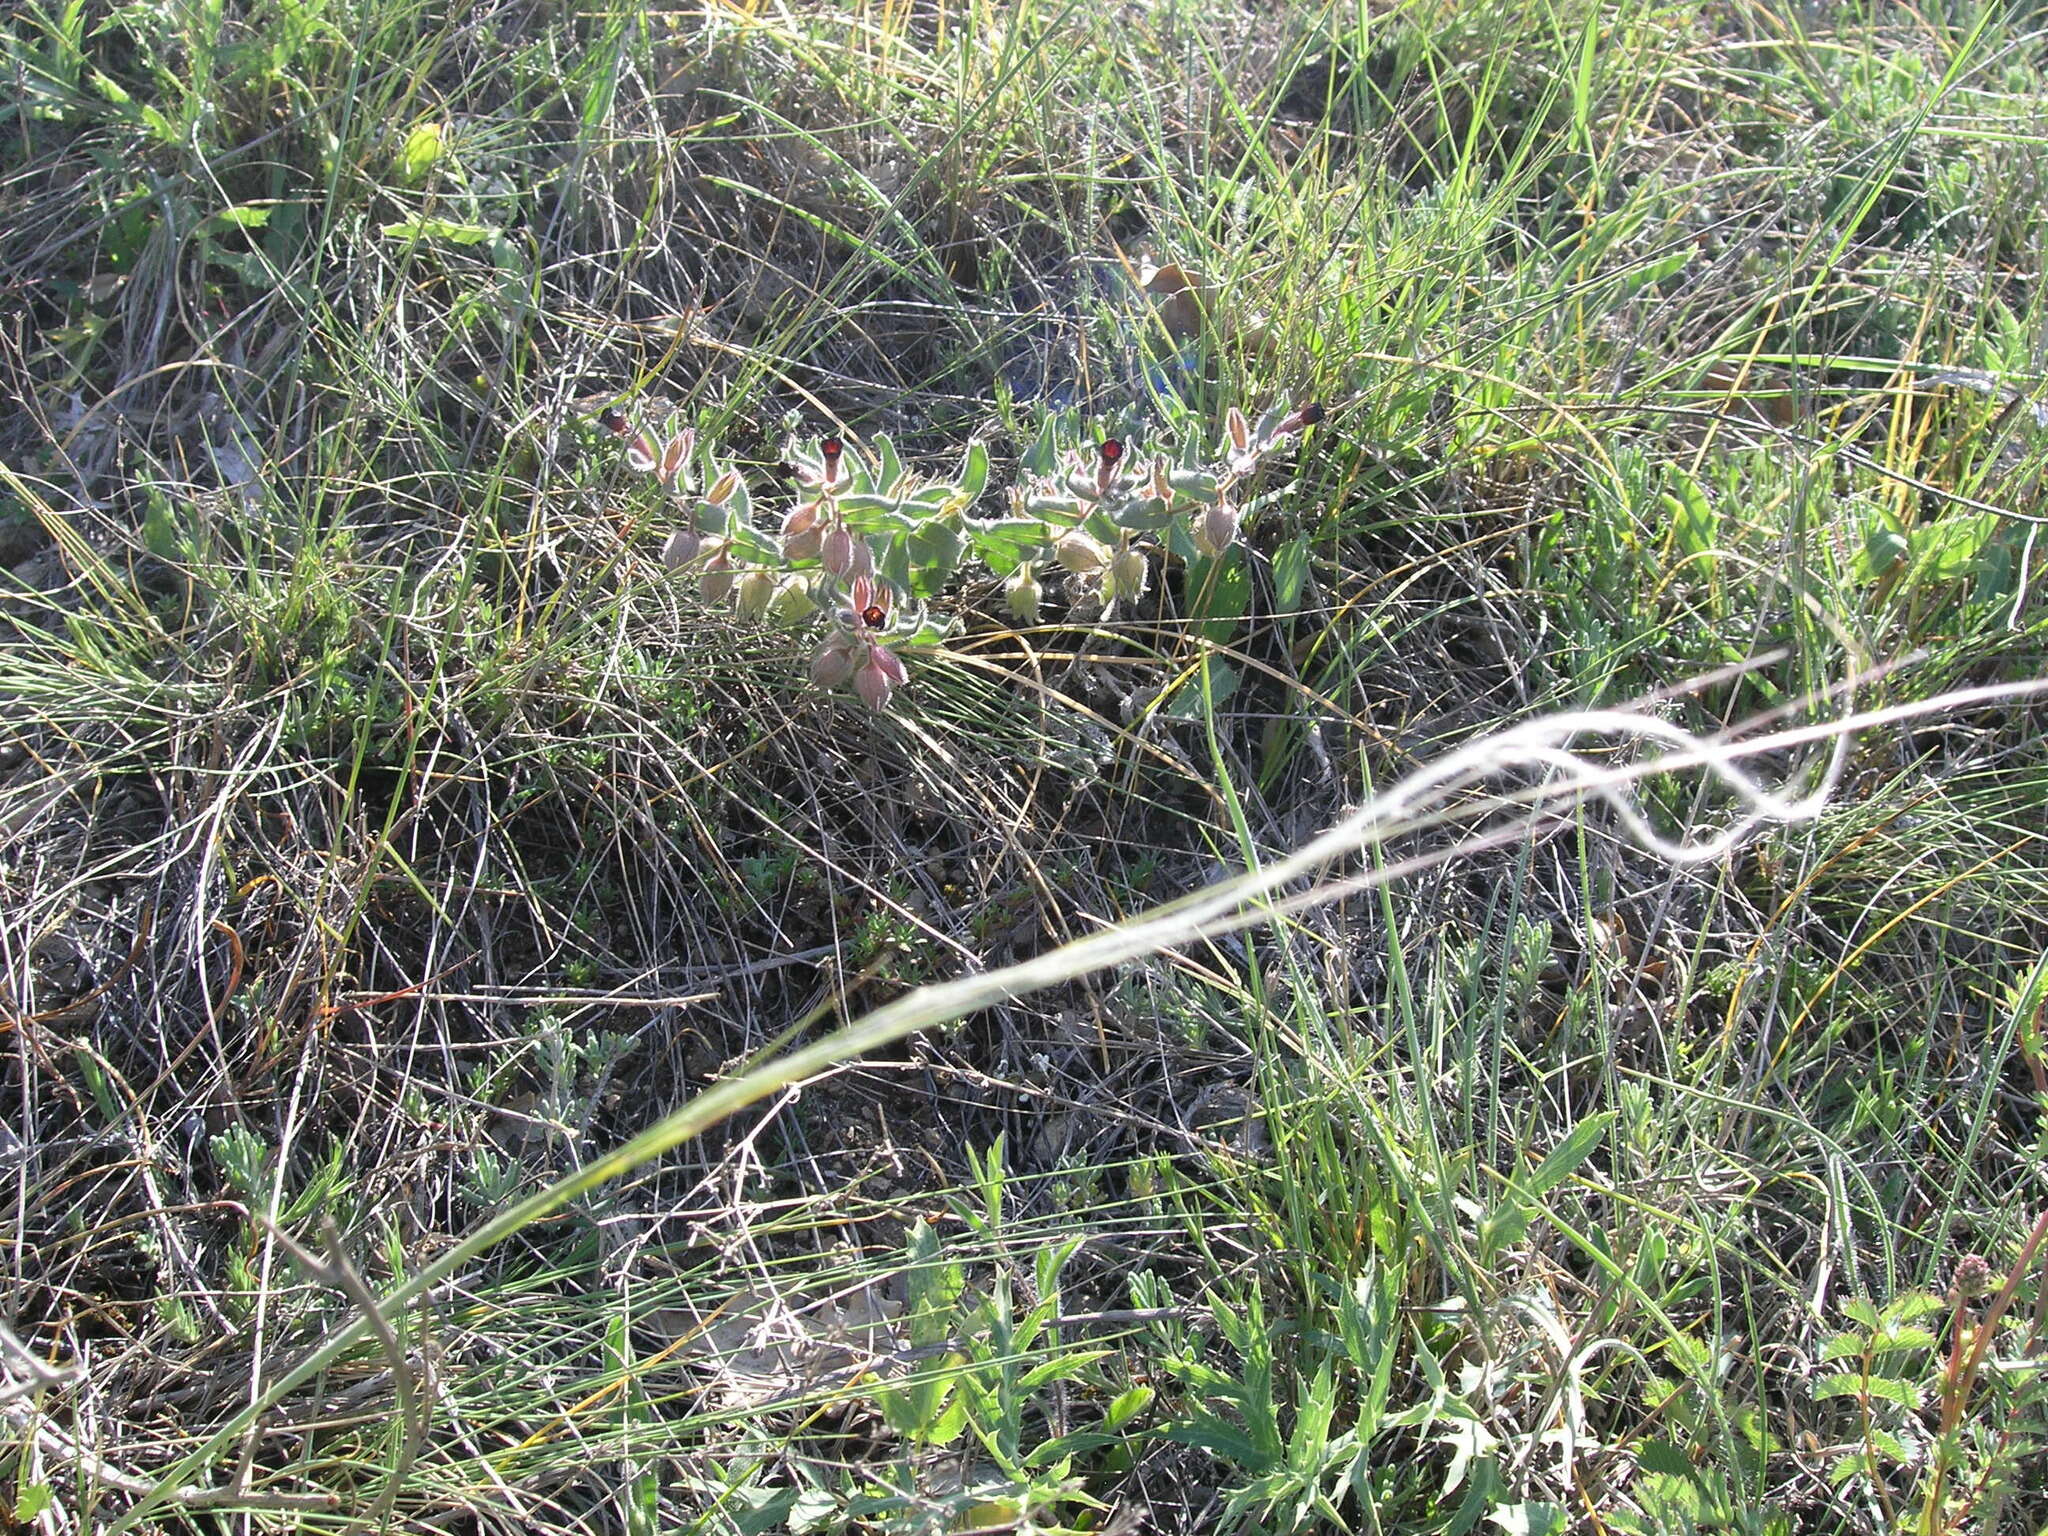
top-left (595, 399), bottom-right (1324, 710)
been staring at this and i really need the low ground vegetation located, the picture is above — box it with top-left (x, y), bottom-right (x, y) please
top-left (3, 0), bottom-right (2046, 1531)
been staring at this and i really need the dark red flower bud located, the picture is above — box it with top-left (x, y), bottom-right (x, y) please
top-left (597, 406), bottom-right (629, 436)
top-left (1099, 437), bottom-right (1125, 466)
top-left (1277, 401), bottom-right (1325, 437)
top-left (861, 604), bottom-right (886, 629)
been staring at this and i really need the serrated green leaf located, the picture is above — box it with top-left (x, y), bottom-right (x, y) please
top-left (1827, 1450), bottom-right (1876, 1484)
top-left (1661, 1332), bottom-right (1712, 1374)
top-left (138, 102), bottom-right (179, 145)
top-left (1635, 1439), bottom-right (1697, 1479)
top-left (1865, 1375), bottom-right (1922, 1409)
top-left (1819, 1332), bottom-right (1867, 1362)
top-left (1478, 1203), bottom-right (1530, 1263)
top-left (1815, 1370), bottom-right (1919, 1410)
top-left (924, 1387), bottom-right (968, 1445)
top-left (1437, 1412), bottom-right (1497, 1495)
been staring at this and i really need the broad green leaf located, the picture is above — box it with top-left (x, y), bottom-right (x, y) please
top-left (397, 121), bottom-right (445, 183)
top-left (1662, 467), bottom-right (1715, 572)
top-left (1488, 1501), bottom-right (1568, 1536)
top-left (1620, 246), bottom-right (1693, 294)
top-left (872, 433), bottom-right (904, 492)
top-left (380, 216), bottom-right (498, 246)
top-left (906, 522), bottom-right (961, 597)
top-left (1016, 1349), bottom-right (1111, 1392)
top-left (202, 205), bottom-right (271, 233)
top-left (1272, 533), bottom-right (1311, 613)
top-left (1108, 496), bottom-right (1175, 534)
top-left (1525, 1112), bottom-right (1612, 1196)
top-left (878, 535), bottom-right (912, 595)
top-left (1908, 511), bottom-right (1995, 583)
top-left (1160, 661), bottom-right (1237, 719)
top-left (1186, 549), bottom-right (1249, 644)
top-left (957, 439), bottom-right (989, 498)
top-left (1859, 510), bottom-right (1909, 580)
top-left (1103, 1384), bottom-right (1153, 1430)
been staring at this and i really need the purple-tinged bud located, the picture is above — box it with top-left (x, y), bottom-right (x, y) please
top-left (663, 529), bottom-right (702, 568)
top-left (698, 546), bottom-right (735, 602)
top-left (822, 524), bottom-right (855, 577)
top-left (783, 501), bottom-right (821, 537)
top-left (853, 643), bottom-right (908, 709)
top-left (811, 638), bottom-right (857, 689)
top-left (1951, 1253), bottom-right (1994, 1299)
top-left (1193, 500), bottom-right (1238, 557)
top-left (784, 525), bottom-right (822, 562)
